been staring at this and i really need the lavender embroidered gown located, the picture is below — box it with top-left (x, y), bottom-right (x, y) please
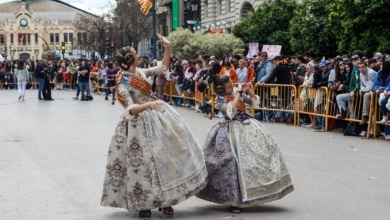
top-left (196, 90), bottom-right (293, 207)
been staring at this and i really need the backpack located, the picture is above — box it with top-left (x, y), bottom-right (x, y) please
top-left (343, 122), bottom-right (363, 136)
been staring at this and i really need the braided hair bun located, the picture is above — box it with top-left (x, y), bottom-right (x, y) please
top-left (115, 46), bottom-right (135, 70)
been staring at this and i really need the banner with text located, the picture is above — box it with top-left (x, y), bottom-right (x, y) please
top-left (246, 42), bottom-right (259, 59)
top-left (261, 45), bottom-right (282, 59)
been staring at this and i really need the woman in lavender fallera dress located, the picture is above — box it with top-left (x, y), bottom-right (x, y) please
top-left (196, 75), bottom-right (294, 213)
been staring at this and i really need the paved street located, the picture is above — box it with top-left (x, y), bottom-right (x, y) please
top-left (0, 89), bottom-right (389, 220)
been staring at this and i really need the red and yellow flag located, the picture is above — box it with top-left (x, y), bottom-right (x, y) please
top-left (138, 0), bottom-right (153, 15)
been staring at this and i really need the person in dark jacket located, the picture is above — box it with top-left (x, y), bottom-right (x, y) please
top-left (264, 56), bottom-right (291, 85)
top-left (312, 60), bottom-right (331, 131)
top-left (35, 60), bottom-right (45, 100)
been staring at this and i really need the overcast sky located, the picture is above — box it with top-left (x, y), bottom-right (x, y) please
top-left (0, 0), bottom-right (117, 16)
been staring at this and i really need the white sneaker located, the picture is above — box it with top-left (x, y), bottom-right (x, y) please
top-left (359, 131), bottom-right (367, 137)
top-left (385, 135), bottom-right (390, 140)
top-left (379, 116), bottom-right (388, 124)
top-left (217, 112), bottom-right (224, 118)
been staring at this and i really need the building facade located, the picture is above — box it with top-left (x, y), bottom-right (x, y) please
top-left (156, 0), bottom-right (263, 34)
top-left (0, 0), bottom-right (98, 61)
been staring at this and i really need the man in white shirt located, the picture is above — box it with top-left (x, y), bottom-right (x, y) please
top-left (358, 61), bottom-right (377, 125)
top-left (236, 59), bottom-right (248, 83)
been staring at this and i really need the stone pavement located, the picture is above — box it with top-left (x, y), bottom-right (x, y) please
top-left (0, 89), bottom-right (389, 220)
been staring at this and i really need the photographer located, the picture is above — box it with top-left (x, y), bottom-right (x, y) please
top-left (35, 59), bottom-right (45, 100)
top-left (78, 60), bottom-right (91, 100)
top-left (42, 60), bottom-right (54, 101)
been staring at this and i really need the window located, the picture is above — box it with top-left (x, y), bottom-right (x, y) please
top-left (225, 0), bottom-right (229, 13)
top-left (204, 0), bottom-right (208, 18)
top-left (0, 34), bottom-right (4, 44)
top-left (77, 32), bottom-right (82, 44)
top-left (217, 0), bottom-right (222, 15)
top-left (69, 33), bottom-right (73, 42)
top-left (35, 33), bottom-right (38, 43)
top-left (55, 33), bottom-right (59, 43)
top-left (10, 34), bottom-right (13, 44)
top-left (50, 33), bottom-right (54, 43)
top-left (229, 0), bottom-right (234, 12)
top-left (64, 33), bottom-right (68, 43)
top-left (26, 33), bottom-right (31, 44)
top-left (82, 33), bottom-right (87, 43)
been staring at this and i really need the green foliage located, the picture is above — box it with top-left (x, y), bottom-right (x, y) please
top-left (232, 0), bottom-right (297, 55)
top-left (289, 0), bottom-right (336, 57)
top-left (329, 0), bottom-right (390, 56)
top-left (168, 28), bottom-right (245, 59)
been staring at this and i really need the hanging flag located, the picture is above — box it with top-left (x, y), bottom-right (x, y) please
top-left (138, 0), bottom-right (153, 15)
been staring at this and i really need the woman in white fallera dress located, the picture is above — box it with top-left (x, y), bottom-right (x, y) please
top-left (100, 34), bottom-right (207, 218)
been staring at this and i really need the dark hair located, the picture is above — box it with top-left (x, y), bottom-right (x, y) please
top-left (197, 81), bottom-right (207, 93)
top-left (17, 60), bottom-right (24, 70)
top-left (273, 56), bottom-right (283, 61)
top-left (115, 46), bottom-right (135, 70)
top-left (296, 55), bottom-right (306, 64)
top-left (334, 60), bottom-right (343, 79)
top-left (352, 50), bottom-right (364, 59)
top-left (344, 62), bottom-right (353, 72)
top-left (223, 61), bottom-right (231, 67)
top-left (368, 58), bottom-right (377, 64)
top-left (214, 75), bottom-right (230, 94)
top-left (211, 62), bottom-right (222, 75)
top-left (382, 60), bottom-right (390, 87)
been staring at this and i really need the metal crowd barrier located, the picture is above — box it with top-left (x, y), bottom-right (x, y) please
top-left (253, 84), bottom-right (297, 125)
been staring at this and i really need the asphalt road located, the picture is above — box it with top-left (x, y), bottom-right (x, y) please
top-left (0, 89), bottom-right (389, 220)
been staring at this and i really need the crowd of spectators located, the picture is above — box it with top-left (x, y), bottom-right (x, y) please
top-left (2, 50), bottom-right (390, 140)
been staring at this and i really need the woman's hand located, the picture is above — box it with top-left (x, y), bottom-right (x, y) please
top-left (237, 83), bottom-right (243, 91)
top-left (241, 82), bottom-right (249, 92)
top-left (146, 101), bottom-right (164, 112)
top-left (157, 33), bottom-right (170, 47)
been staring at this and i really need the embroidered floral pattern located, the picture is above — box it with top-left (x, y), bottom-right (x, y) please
top-left (101, 72), bottom-right (207, 213)
top-left (107, 158), bottom-right (127, 179)
top-left (127, 182), bottom-right (151, 204)
top-left (197, 117), bottom-right (293, 207)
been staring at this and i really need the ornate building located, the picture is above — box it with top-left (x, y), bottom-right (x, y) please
top-left (157, 0), bottom-right (260, 34)
top-left (0, 0), bottom-right (98, 61)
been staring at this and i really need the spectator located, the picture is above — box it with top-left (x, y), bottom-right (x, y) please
top-left (294, 55), bottom-right (307, 87)
top-left (254, 51), bottom-right (274, 84)
top-left (78, 60), bottom-right (91, 100)
top-left (15, 60), bottom-right (29, 101)
top-left (358, 61), bottom-right (377, 125)
top-left (105, 62), bottom-right (117, 102)
top-left (236, 59), bottom-right (248, 83)
top-left (336, 55), bottom-right (361, 119)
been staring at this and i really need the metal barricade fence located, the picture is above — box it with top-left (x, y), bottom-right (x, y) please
top-left (163, 80), bottom-right (196, 107)
top-left (372, 92), bottom-right (386, 139)
top-left (296, 86), bottom-right (329, 129)
top-left (253, 84), bottom-right (296, 125)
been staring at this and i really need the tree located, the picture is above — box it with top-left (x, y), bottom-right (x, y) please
top-left (113, 0), bottom-right (152, 49)
top-left (329, 0), bottom-right (390, 56)
top-left (232, 0), bottom-right (297, 55)
top-left (289, 0), bottom-right (336, 57)
top-left (168, 28), bottom-right (245, 59)
top-left (75, 12), bottom-right (111, 59)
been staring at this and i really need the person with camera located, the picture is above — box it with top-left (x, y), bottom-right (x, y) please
top-left (196, 76), bottom-right (294, 213)
top-left (42, 60), bottom-right (54, 101)
top-left (78, 60), bottom-right (91, 101)
top-left (35, 59), bottom-right (45, 100)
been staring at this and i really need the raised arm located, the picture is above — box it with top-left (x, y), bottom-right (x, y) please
top-left (157, 33), bottom-right (170, 69)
